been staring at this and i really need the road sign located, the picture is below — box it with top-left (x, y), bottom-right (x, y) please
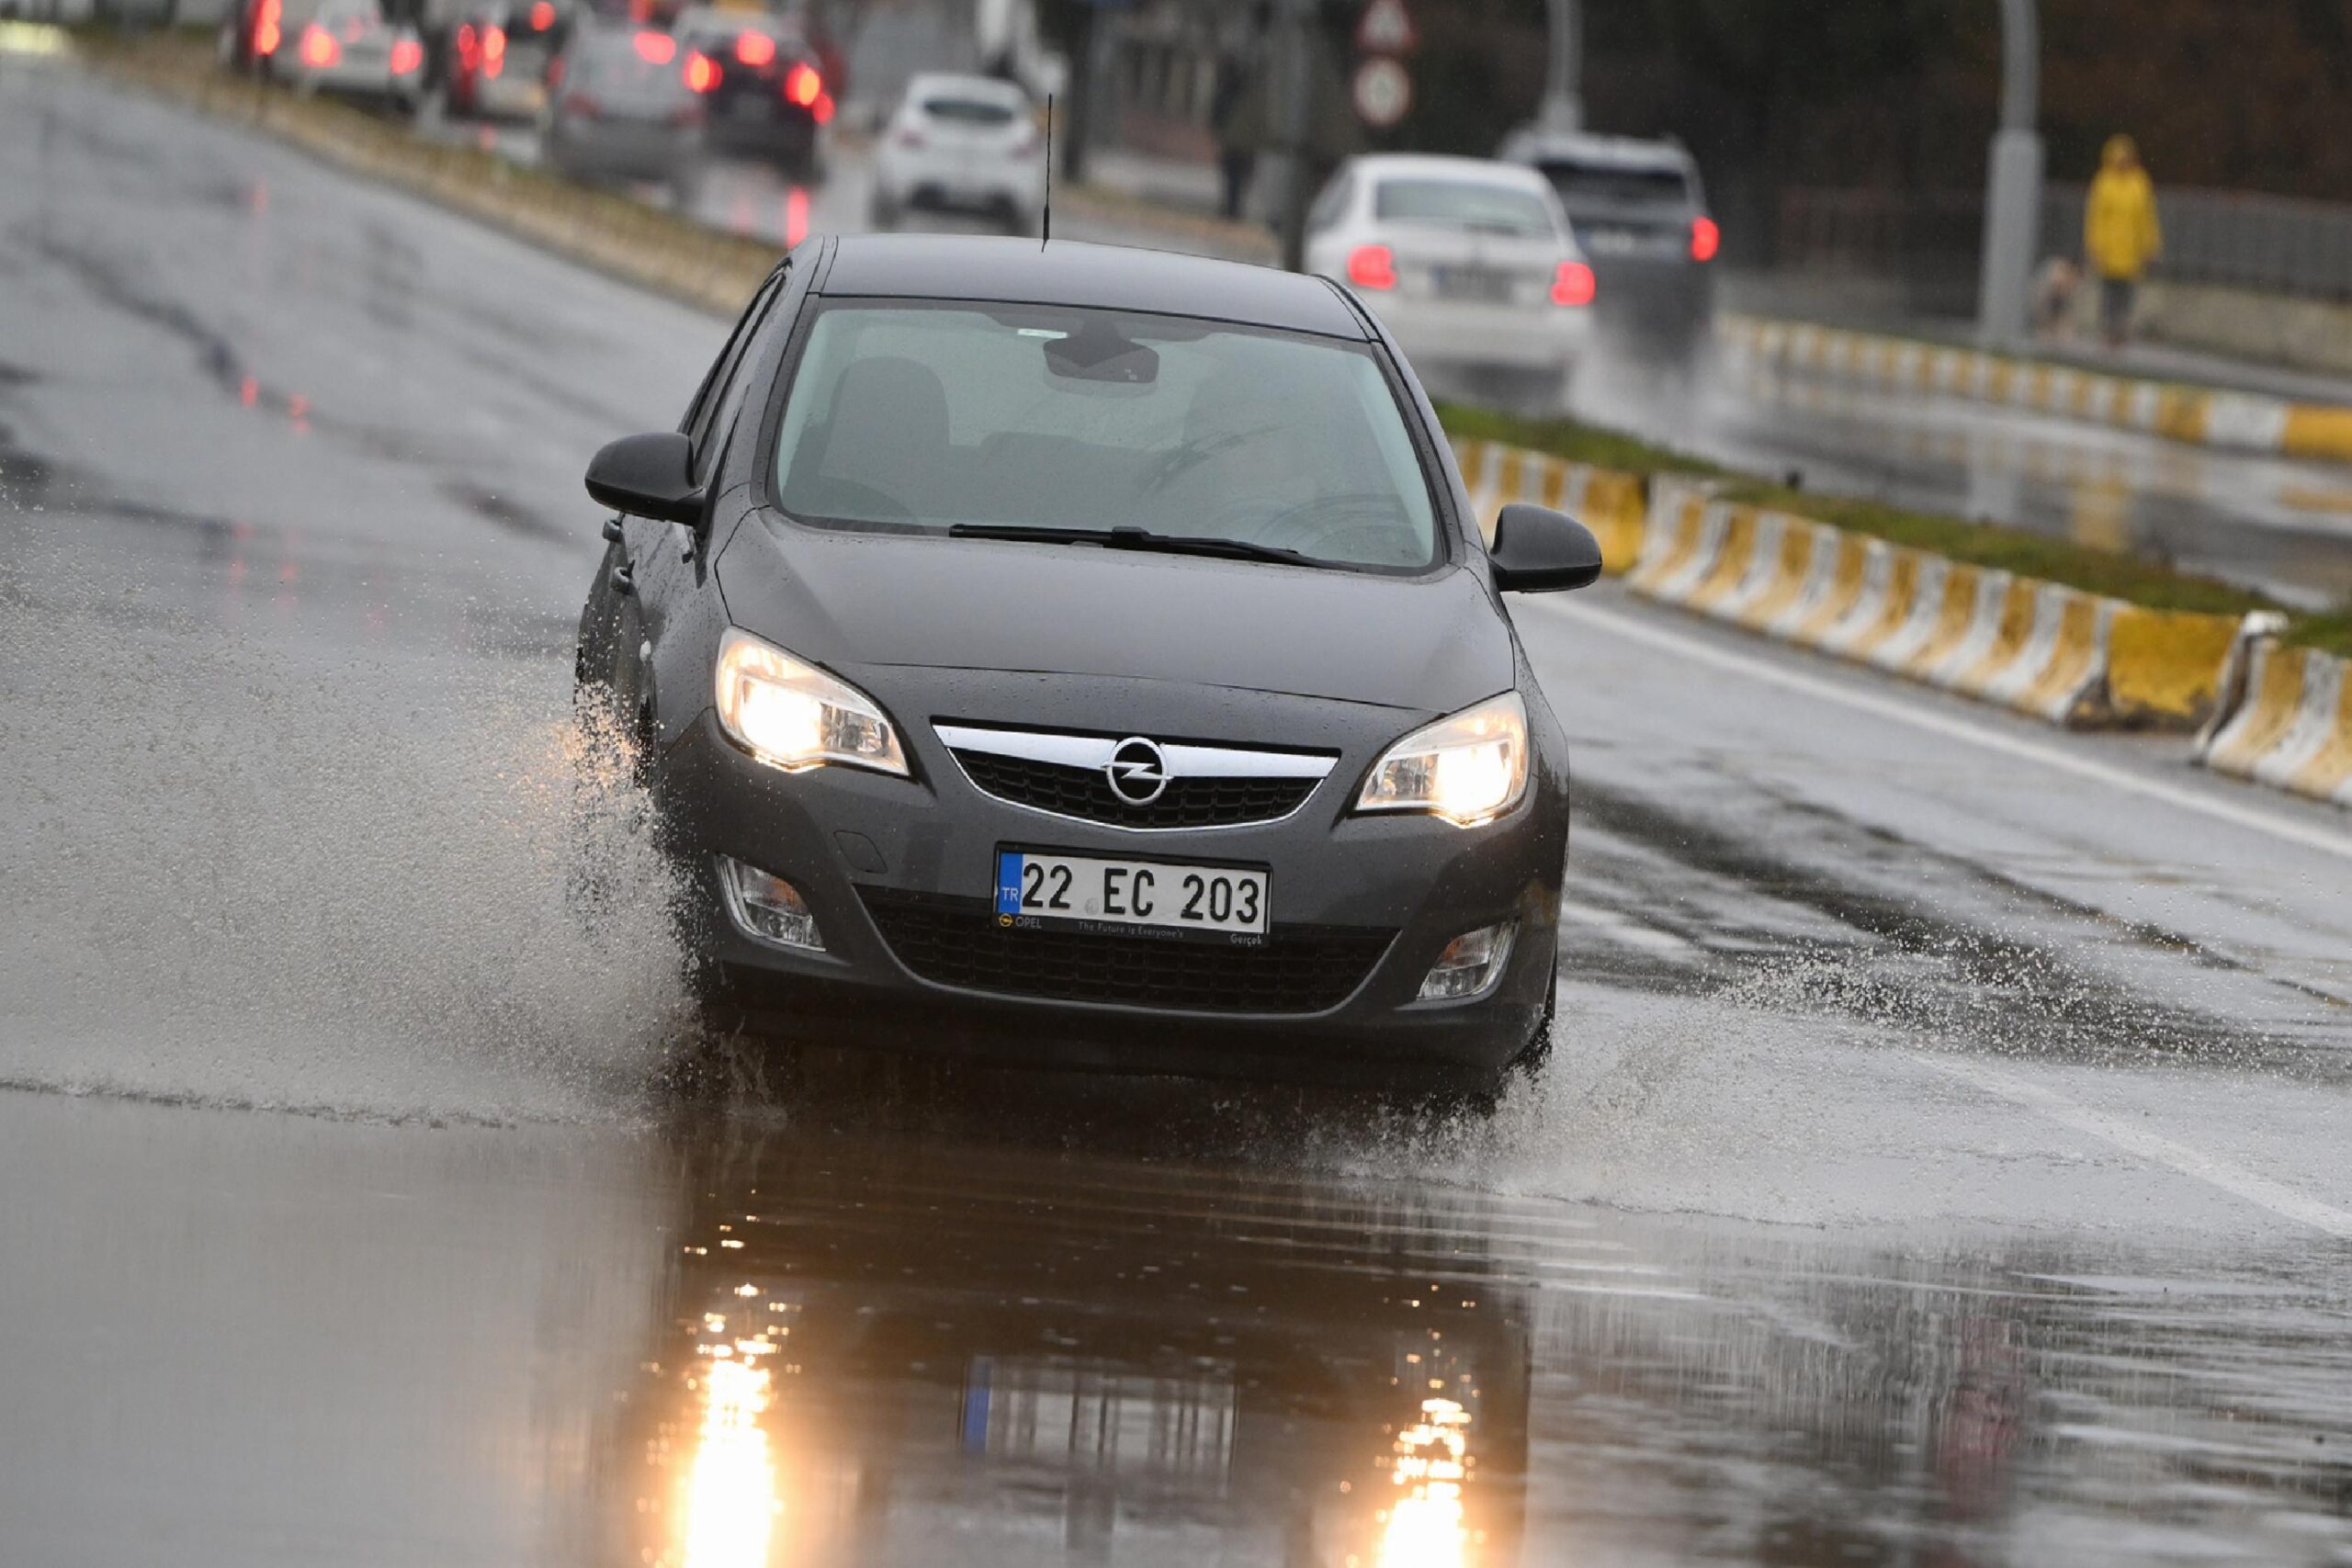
top-left (1351, 55), bottom-right (1411, 129)
top-left (1355, 0), bottom-right (1418, 56)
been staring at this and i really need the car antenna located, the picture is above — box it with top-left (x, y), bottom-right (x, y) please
top-left (1041, 93), bottom-right (1054, 248)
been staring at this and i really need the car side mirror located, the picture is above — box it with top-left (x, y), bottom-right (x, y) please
top-left (1488, 502), bottom-right (1603, 592)
top-left (585, 431), bottom-right (702, 527)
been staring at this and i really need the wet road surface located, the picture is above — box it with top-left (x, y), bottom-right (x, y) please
top-left (5, 60), bottom-right (2352, 1568)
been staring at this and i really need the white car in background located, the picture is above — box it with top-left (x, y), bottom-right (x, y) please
top-left (279, 0), bottom-right (426, 112)
top-left (869, 73), bottom-right (1046, 236)
top-left (1304, 153), bottom-right (1595, 411)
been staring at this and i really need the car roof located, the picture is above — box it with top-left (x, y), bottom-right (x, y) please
top-left (1498, 130), bottom-right (1696, 172)
top-left (818, 236), bottom-right (1369, 338)
top-left (1343, 153), bottom-right (1555, 193)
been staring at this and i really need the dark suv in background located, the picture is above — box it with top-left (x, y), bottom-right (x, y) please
top-left (1500, 130), bottom-right (1717, 371)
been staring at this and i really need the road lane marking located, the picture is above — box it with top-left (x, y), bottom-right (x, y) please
top-left (1925, 1056), bottom-right (2352, 1239)
top-left (1538, 598), bottom-right (2352, 864)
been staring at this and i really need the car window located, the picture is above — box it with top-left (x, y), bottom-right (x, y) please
top-left (769, 302), bottom-right (1441, 573)
top-left (1537, 161), bottom-right (1693, 207)
top-left (684, 266), bottom-right (788, 477)
top-left (919, 96), bottom-right (1020, 126)
top-left (1373, 179), bottom-right (1557, 237)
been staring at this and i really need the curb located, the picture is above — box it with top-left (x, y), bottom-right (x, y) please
top-left (1720, 315), bottom-right (2352, 467)
top-left (2199, 627), bottom-right (2352, 807)
top-left (1452, 439), bottom-right (1645, 570)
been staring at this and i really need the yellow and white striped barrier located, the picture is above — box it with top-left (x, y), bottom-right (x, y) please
top-left (1619, 472), bottom-right (2239, 728)
top-left (1628, 482), bottom-right (2112, 723)
top-left (1721, 315), bottom-right (2352, 467)
top-left (2199, 633), bottom-right (2352, 807)
top-left (1452, 438), bottom-right (1646, 572)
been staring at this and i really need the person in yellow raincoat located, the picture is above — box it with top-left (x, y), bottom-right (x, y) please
top-left (2084, 135), bottom-right (2162, 347)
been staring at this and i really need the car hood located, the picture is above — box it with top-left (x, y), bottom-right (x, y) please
top-left (716, 517), bottom-right (1514, 714)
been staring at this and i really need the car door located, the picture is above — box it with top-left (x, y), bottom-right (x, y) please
top-left (599, 264), bottom-right (792, 735)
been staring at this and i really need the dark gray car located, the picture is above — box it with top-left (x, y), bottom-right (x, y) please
top-left (1501, 130), bottom-right (1717, 368)
top-left (574, 236), bottom-right (1601, 1094)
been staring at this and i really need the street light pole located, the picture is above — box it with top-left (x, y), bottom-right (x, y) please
top-left (1975, 0), bottom-right (2042, 348)
top-left (1539, 0), bottom-right (1581, 131)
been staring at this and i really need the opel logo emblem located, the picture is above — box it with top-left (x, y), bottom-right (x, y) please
top-left (1105, 737), bottom-right (1170, 806)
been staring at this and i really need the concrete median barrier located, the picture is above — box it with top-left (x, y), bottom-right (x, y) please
top-left (1452, 438), bottom-right (1646, 571)
top-left (2199, 631), bottom-right (2352, 808)
top-left (1721, 315), bottom-right (2352, 468)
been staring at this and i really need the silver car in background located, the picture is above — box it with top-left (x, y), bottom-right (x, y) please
top-left (280, 0), bottom-right (426, 111)
top-left (542, 25), bottom-right (707, 209)
top-left (1303, 153), bottom-right (1595, 412)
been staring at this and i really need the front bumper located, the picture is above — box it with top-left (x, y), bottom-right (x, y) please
top-left (655, 709), bottom-right (1563, 1088)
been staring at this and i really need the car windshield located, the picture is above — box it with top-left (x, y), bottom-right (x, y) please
top-left (1373, 178), bottom-right (1557, 237)
top-left (921, 95), bottom-right (1020, 127)
top-left (770, 302), bottom-right (1441, 572)
top-left (1539, 161), bottom-right (1694, 207)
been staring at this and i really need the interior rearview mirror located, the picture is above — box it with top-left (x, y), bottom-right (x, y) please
top-left (585, 431), bottom-right (702, 527)
top-left (1488, 502), bottom-right (1604, 592)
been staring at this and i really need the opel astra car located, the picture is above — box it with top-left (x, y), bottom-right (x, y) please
top-left (574, 236), bottom-right (1602, 1093)
top-left (1303, 153), bottom-right (1595, 412)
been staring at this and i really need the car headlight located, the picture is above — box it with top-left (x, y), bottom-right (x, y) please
top-left (714, 627), bottom-right (908, 776)
top-left (1354, 692), bottom-right (1529, 828)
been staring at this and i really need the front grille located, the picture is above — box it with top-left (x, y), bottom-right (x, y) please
top-left (953, 750), bottom-right (1319, 829)
top-left (859, 888), bottom-right (1394, 1014)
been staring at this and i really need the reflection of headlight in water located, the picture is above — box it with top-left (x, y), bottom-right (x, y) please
top-left (1378, 1398), bottom-right (1470, 1568)
top-left (684, 1349), bottom-right (777, 1568)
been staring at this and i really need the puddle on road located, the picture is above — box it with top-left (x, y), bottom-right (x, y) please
top-left (10, 1089), bottom-right (2346, 1568)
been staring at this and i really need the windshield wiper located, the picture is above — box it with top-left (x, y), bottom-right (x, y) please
top-left (947, 524), bottom-right (1326, 568)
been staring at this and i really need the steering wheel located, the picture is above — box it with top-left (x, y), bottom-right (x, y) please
top-left (785, 474), bottom-right (915, 523)
top-left (1240, 491), bottom-right (1422, 563)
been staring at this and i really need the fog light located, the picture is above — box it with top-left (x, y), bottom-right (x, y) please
top-left (1418, 920), bottom-right (1516, 1002)
top-left (717, 856), bottom-right (825, 953)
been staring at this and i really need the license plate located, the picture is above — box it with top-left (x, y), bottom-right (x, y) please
top-left (994, 850), bottom-right (1269, 939)
top-left (1433, 265), bottom-right (1514, 302)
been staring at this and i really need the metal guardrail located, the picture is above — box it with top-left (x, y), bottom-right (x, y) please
top-left (1781, 186), bottom-right (2352, 306)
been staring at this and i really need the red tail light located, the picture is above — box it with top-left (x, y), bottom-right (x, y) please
top-left (545, 55), bottom-right (564, 88)
top-left (454, 21), bottom-right (476, 61)
top-left (735, 29), bottom-right (775, 66)
top-left (252, 0), bottom-right (282, 55)
top-left (811, 90), bottom-right (834, 125)
top-left (297, 23), bottom-right (340, 66)
top-left (785, 186), bottom-right (809, 247)
top-left (1347, 244), bottom-right (1397, 290)
top-left (528, 0), bottom-right (554, 28)
top-left (630, 28), bottom-right (673, 62)
top-left (481, 24), bottom-right (505, 75)
top-left (1690, 215), bottom-right (1720, 263)
top-left (684, 51), bottom-right (719, 92)
top-left (783, 60), bottom-right (820, 106)
top-left (1551, 260), bottom-right (1597, 307)
top-left (389, 37), bottom-right (423, 73)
